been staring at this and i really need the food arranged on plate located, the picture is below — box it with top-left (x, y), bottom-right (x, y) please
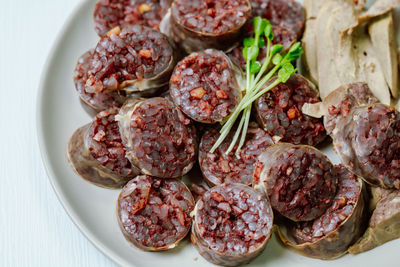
top-left (191, 183), bottom-right (274, 266)
top-left (170, 49), bottom-right (244, 124)
top-left (278, 164), bottom-right (365, 259)
top-left (68, 107), bottom-right (140, 188)
top-left (73, 24), bottom-right (176, 111)
top-left (253, 143), bottom-right (338, 222)
top-left (254, 74), bottom-right (325, 145)
top-left (199, 123), bottom-right (274, 186)
top-left (117, 175), bottom-right (195, 251)
top-left (117, 97), bottom-right (198, 178)
top-left (66, 0), bottom-right (400, 265)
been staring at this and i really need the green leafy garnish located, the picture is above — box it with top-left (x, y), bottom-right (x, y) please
top-left (210, 16), bottom-right (303, 156)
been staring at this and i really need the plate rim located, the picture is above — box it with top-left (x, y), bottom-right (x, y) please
top-left (36, 0), bottom-right (131, 265)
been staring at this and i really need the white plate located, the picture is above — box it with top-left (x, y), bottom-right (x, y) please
top-left (37, 0), bottom-right (400, 266)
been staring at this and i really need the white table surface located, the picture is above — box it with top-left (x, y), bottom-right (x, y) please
top-left (0, 1), bottom-right (115, 266)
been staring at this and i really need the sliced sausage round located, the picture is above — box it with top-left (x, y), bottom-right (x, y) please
top-left (277, 165), bottom-right (365, 259)
top-left (199, 123), bottom-right (274, 186)
top-left (94, 0), bottom-right (172, 36)
top-left (73, 50), bottom-right (127, 111)
top-left (191, 183), bottom-right (273, 266)
top-left (169, 0), bottom-right (252, 53)
top-left (253, 143), bottom-right (338, 221)
top-left (320, 84), bottom-right (400, 189)
top-left (67, 108), bottom-right (140, 188)
top-left (334, 104), bottom-right (400, 189)
top-left (117, 175), bottom-right (195, 251)
top-left (170, 49), bottom-right (243, 124)
top-left (254, 74), bottom-right (326, 146)
top-left (117, 97), bottom-right (198, 178)
top-left (73, 25), bottom-right (175, 111)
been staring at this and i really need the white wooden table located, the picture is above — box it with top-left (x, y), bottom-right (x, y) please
top-left (0, 1), bottom-right (115, 266)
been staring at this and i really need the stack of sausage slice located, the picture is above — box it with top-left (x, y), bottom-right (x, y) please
top-left (68, 97), bottom-right (197, 187)
top-left (253, 143), bottom-right (366, 259)
top-left (67, 108), bottom-right (140, 188)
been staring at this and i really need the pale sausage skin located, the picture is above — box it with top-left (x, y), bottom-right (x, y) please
top-left (277, 165), bottom-right (366, 260)
top-left (253, 143), bottom-right (338, 222)
top-left (191, 183), bottom-right (274, 266)
top-left (117, 175), bottom-right (195, 251)
top-left (67, 108), bottom-right (140, 188)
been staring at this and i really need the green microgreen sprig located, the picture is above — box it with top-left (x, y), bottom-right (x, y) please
top-left (210, 17), bottom-right (303, 157)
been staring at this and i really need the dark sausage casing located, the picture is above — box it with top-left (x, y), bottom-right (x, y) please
top-left (199, 123), bottom-right (274, 186)
top-left (73, 25), bottom-right (176, 112)
top-left (253, 143), bottom-right (338, 221)
top-left (67, 108), bottom-right (140, 188)
top-left (117, 97), bottom-right (198, 178)
top-left (277, 165), bottom-right (365, 260)
top-left (117, 175), bottom-right (195, 251)
top-left (170, 49), bottom-right (244, 124)
top-left (191, 183), bottom-right (274, 266)
top-left (168, 0), bottom-right (252, 53)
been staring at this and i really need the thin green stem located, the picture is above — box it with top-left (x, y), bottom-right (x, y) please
top-left (246, 58), bottom-right (251, 93)
top-left (235, 105), bottom-right (252, 157)
top-left (220, 107), bottom-right (242, 133)
top-left (250, 75), bottom-right (255, 90)
top-left (225, 109), bottom-right (246, 154)
top-left (253, 39), bottom-right (271, 86)
top-left (210, 122), bottom-right (234, 153)
top-left (221, 61), bottom-right (282, 136)
top-left (211, 17), bottom-right (301, 155)
top-left (241, 79), bottom-right (282, 108)
top-left (253, 63), bottom-right (281, 94)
